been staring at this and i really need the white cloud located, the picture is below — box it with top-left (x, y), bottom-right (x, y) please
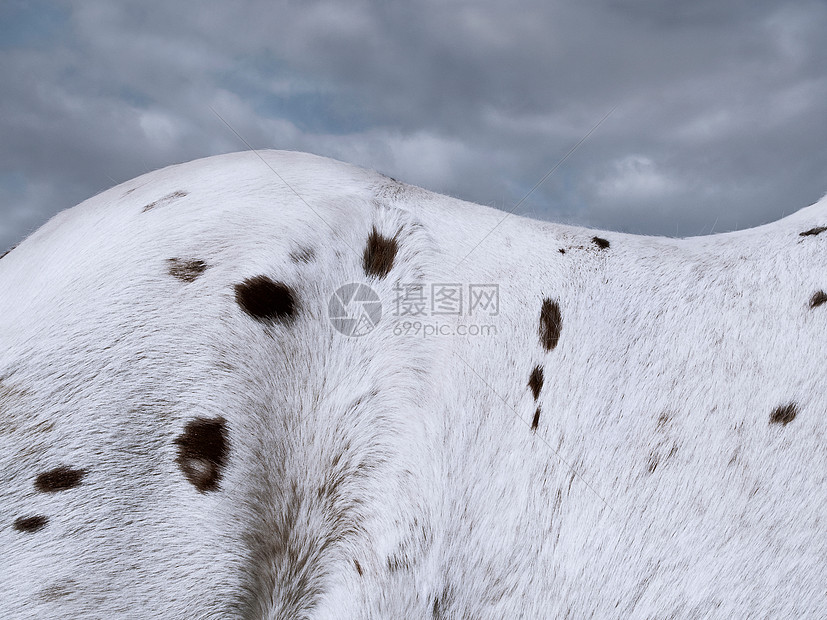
top-left (596, 155), bottom-right (681, 202)
top-left (138, 110), bottom-right (185, 150)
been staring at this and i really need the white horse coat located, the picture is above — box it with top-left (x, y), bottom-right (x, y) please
top-left (1, 150), bottom-right (824, 618)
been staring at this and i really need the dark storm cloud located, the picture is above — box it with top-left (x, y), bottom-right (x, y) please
top-left (1, 0), bottom-right (825, 252)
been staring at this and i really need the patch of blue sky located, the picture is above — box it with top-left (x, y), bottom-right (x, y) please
top-left (0, 171), bottom-right (30, 250)
top-left (261, 90), bottom-right (372, 135)
top-left (116, 87), bottom-right (153, 109)
top-left (0, 1), bottom-right (71, 49)
top-left (219, 54), bottom-right (373, 135)
top-left (0, 171), bottom-right (27, 200)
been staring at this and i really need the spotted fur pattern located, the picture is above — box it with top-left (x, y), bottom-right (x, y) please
top-left (1, 150), bottom-right (825, 618)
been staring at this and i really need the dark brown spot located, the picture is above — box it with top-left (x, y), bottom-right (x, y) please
top-left (431, 584), bottom-right (452, 620)
top-left (558, 248), bottom-right (566, 254)
top-left (809, 290), bottom-right (827, 308)
top-left (38, 579), bottom-right (77, 602)
top-left (769, 403), bottom-right (798, 426)
top-left (531, 407), bottom-right (541, 431)
top-left (142, 190), bottom-right (188, 213)
top-left (167, 258), bottom-right (208, 282)
top-left (387, 554), bottom-right (411, 573)
top-left (800, 226), bottom-right (827, 237)
top-left (647, 453), bottom-right (659, 473)
top-left (592, 236), bottom-right (610, 249)
top-left (539, 298), bottom-right (562, 351)
top-left (289, 247), bottom-right (316, 264)
top-left (35, 466), bottom-right (87, 493)
top-left (14, 515), bottom-right (48, 532)
top-left (363, 227), bottom-right (398, 279)
top-left (354, 559), bottom-right (363, 576)
top-left (175, 417), bottom-right (229, 492)
top-left (235, 276), bottom-right (296, 323)
top-left (528, 365), bottom-right (544, 400)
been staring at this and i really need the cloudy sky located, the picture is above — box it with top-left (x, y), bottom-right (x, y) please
top-left (2, 0), bottom-right (826, 253)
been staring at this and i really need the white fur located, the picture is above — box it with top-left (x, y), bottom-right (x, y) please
top-left (0, 150), bottom-right (825, 618)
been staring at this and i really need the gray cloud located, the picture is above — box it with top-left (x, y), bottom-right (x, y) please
top-left (1, 0), bottom-right (826, 252)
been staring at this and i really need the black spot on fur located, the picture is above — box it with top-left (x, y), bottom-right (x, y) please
top-left (289, 247), bottom-right (316, 264)
top-left (528, 365), bottom-right (544, 400)
top-left (592, 236), bottom-right (610, 249)
top-left (141, 190), bottom-right (188, 213)
top-left (167, 258), bottom-right (208, 282)
top-left (354, 559), bottom-right (363, 576)
top-left (809, 290), bottom-right (827, 308)
top-left (800, 226), bottom-right (827, 237)
top-left (175, 417), bottom-right (229, 492)
top-left (35, 466), bottom-right (87, 493)
top-left (431, 585), bottom-right (452, 620)
top-left (558, 248), bottom-right (566, 254)
top-left (235, 276), bottom-right (296, 323)
top-left (363, 227), bottom-right (398, 279)
top-left (539, 298), bottom-right (562, 351)
top-left (769, 403), bottom-right (798, 426)
top-left (14, 515), bottom-right (48, 533)
top-left (531, 407), bottom-right (541, 431)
